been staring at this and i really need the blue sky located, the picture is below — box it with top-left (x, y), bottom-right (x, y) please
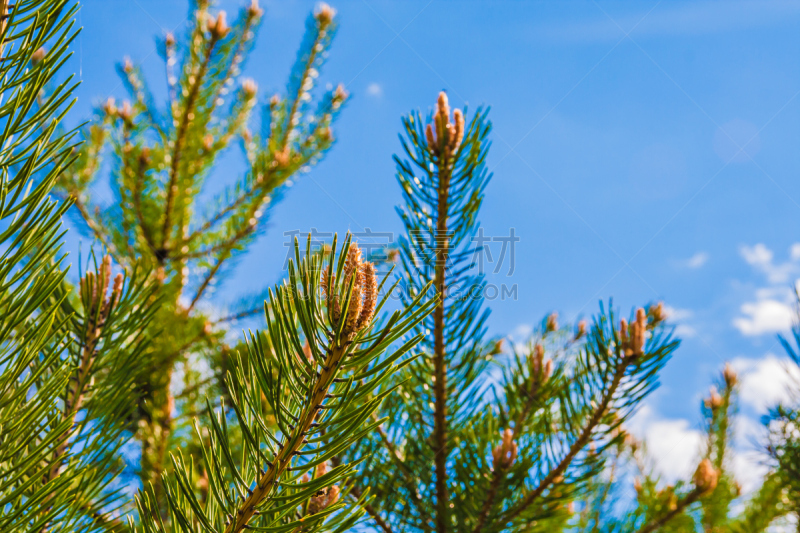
top-left (63, 0), bottom-right (800, 487)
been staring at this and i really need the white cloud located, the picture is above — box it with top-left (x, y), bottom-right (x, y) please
top-left (733, 298), bottom-right (793, 336)
top-left (731, 354), bottom-right (800, 411)
top-left (628, 405), bottom-right (704, 481)
top-left (366, 83), bottom-right (382, 97)
top-left (685, 252), bottom-right (709, 269)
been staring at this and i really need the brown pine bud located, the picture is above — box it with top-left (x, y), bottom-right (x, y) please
top-left (356, 262), bottom-right (377, 330)
top-left (123, 57), bottom-right (133, 73)
top-left (704, 386), bottom-right (723, 410)
top-left (31, 47), bottom-right (46, 64)
top-left (450, 108), bottom-right (464, 153)
top-left (203, 134), bottom-right (214, 151)
top-left (315, 3), bottom-right (336, 27)
top-left (723, 362), bottom-right (738, 388)
top-left (269, 94), bottom-right (282, 107)
top-left (119, 101), bottom-right (133, 122)
top-left (425, 123), bottom-right (437, 153)
top-left (574, 320), bottom-right (587, 341)
top-left (247, 0), bottom-right (264, 18)
top-left (648, 301), bottom-right (665, 328)
top-left (633, 477), bottom-right (643, 493)
top-left (489, 339), bottom-right (504, 356)
top-left (546, 312), bottom-right (558, 332)
top-left (165, 32), bottom-right (176, 47)
top-left (208, 11), bottom-right (229, 39)
top-left (332, 83), bottom-right (349, 106)
top-left (241, 78), bottom-right (258, 99)
top-left (103, 97), bottom-right (117, 117)
top-left (693, 458), bottom-right (718, 494)
top-left (491, 428), bottom-right (517, 470)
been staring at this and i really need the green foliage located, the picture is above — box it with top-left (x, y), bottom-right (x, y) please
top-left (576, 364), bottom-right (792, 533)
top-left (135, 234), bottom-right (436, 532)
top-left (55, 0), bottom-right (350, 506)
top-left (0, 0), bottom-right (158, 529)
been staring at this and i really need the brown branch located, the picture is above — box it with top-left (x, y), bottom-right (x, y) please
top-left (501, 358), bottom-right (630, 524)
top-left (635, 486), bottom-right (704, 533)
top-left (224, 342), bottom-right (348, 533)
top-left (160, 34), bottom-right (218, 253)
top-left (432, 153), bottom-right (451, 533)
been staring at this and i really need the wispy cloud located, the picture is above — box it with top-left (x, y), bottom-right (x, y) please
top-left (676, 252), bottom-right (709, 269)
top-left (366, 82), bottom-right (382, 97)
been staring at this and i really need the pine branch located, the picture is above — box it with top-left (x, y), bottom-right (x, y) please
top-left (502, 358), bottom-right (629, 523)
top-left (635, 486), bottom-right (704, 533)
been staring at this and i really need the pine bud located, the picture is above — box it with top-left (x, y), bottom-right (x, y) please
top-left (648, 301), bottom-right (665, 328)
top-left (356, 262), bottom-right (377, 330)
top-left (103, 97), bottom-right (117, 117)
top-left (704, 386), bottom-right (723, 410)
top-left (241, 78), bottom-right (258, 99)
top-left (119, 101), bottom-right (133, 123)
top-left (575, 319), bottom-right (587, 340)
top-left (247, 0), bottom-right (264, 18)
top-left (123, 57), bottom-right (133, 73)
top-left (723, 362), bottom-right (738, 388)
top-left (489, 339), bottom-right (504, 356)
top-left (693, 458), bottom-right (718, 494)
top-left (332, 84), bottom-right (349, 107)
top-left (269, 94), bottom-right (282, 108)
top-left (203, 134), bottom-right (214, 151)
top-left (546, 312), bottom-right (558, 332)
top-left (208, 11), bottom-right (229, 39)
top-left (165, 32), bottom-right (176, 47)
top-left (31, 47), bottom-right (46, 64)
top-left (491, 428), bottom-right (517, 471)
top-left (633, 477), bottom-right (643, 493)
top-left (315, 3), bottom-right (336, 27)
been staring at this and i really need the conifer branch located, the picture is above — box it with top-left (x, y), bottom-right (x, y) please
top-left (635, 486), bottom-right (704, 533)
top-left (503, 357), bottom-right (629, 523)
top-left (161, 28), bottom-right (220, 254)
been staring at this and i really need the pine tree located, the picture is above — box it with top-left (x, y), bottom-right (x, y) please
top-left (55, 0), bottom-right (349, 505)
top-left (343, 93), bottom-right (680, 532)
top-left (0, 0), bottom-right (158, 530)
top-left (577, 363), bottom-right (791, 532)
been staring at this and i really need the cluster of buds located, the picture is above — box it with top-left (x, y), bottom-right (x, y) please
top-left (207, 11), bottom-right (230, 39)
top-left (704, 386), bottom-right (723, 411)
top-left (303, 462), bottom-right (340, 514)
top-left (315, 2), bottom-right (336, 28)
top-left (321, 243), bottom-right (378, 339)
top-left (425, 92), bottom-right (464, 159)
top-left (693, 458), bottom-right (719, 494)
top-left (529, 344), bottom-right (553, 387)
top-left (492, 428), bottom-right (518, 471)
top-left (619, 308), bottom-right (647, 359)
top-left (80, 256), bottom-right (124, 351)
top-left (723, 362), bottom-right (738, 388)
